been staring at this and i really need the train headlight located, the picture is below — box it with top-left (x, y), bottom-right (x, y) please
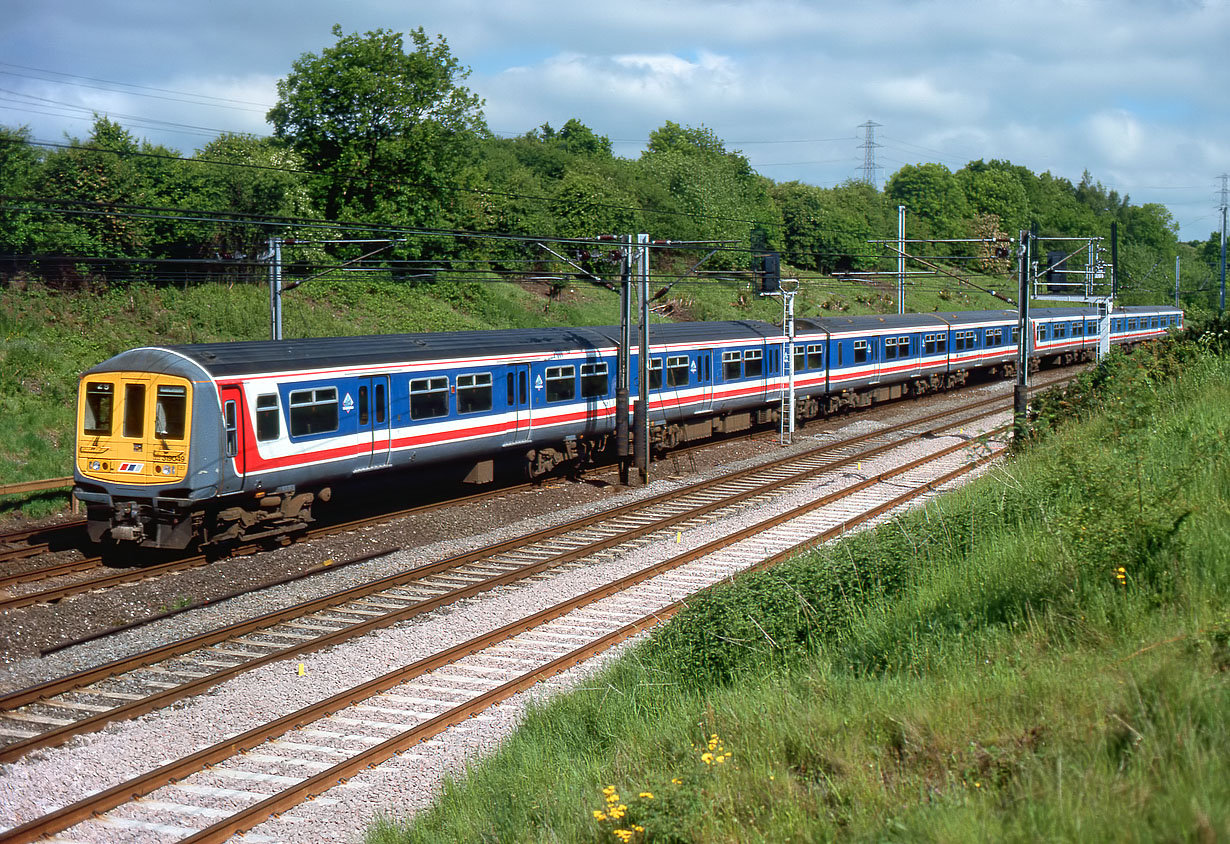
top-left (89, 460), bottom-right (101, 471)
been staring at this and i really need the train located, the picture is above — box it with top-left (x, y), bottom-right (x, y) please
top-left (73, 304), bottom-right (1182, 551)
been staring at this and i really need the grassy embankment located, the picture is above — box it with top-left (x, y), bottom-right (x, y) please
top-left (0, 269), bottom-right (1004, 520)
top-left (371, 323), bottom-right (1230, 843)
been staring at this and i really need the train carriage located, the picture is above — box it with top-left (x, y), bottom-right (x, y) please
top-left (74, 304), bottom-right (1184, 552)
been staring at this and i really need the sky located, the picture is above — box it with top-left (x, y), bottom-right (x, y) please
top-left (2, 0), bottom-right (1227, 242)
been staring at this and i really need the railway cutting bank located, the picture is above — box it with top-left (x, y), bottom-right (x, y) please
top-left (0, 308), bottom-right (1221, 843)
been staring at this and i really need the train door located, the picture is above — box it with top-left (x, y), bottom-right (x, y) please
top-left (862, 337), bottom-right (881, 385)
top-left (357, 375), bottom-right (391, 468)
top-left (697, 351), bottom-right (714, 412)
top-left (505, 364), bottom-right (531, 444)
top-left (219, 384), bottom-right (245, 482)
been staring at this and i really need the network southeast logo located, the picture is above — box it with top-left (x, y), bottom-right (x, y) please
top-left (118, 463), bottom-right (144, 473)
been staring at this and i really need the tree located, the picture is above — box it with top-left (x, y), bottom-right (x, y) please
top-left (268, 25), bottom-right (486, 235)
top-left (0, 125), bottom-right (44, 258)
top-left (640, 122), bottom-right (780, 264)
top-left (885, 163), bottom-right (969, 244)
top-left (956, 162), bottom-right (1029, 236)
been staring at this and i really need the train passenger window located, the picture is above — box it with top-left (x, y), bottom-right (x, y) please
top-left (1128, 318), bottom-right (1137, 331)
top-left (744, 349), bottom-right (764, 378)
top-left (923, 334), bottom-right (939, 355)
top-left (807, 344), bottom-right (823, 369)
top-left (84, 382), bottom-right (114, 436)
top-left (375, 382), bottom-right (386, 424)
top-left (358, 386), bottom-right (369, 426)
top-left (722, 351), bottom-right (742, 380)
top-left (884, 338), bottom-right (897, 360)
top-left (1056, 323), bottom-right (1067, 338)
top-left (853, 340), bottom-right (869, 364)
top-left (256, 394), bottom-right (280, 441)
top-left (123, 383), bottom-right (146, 439)
top-left (793, 346), bottom-right (805, 373)
top-left (545, 366), bottom-right (576, 403)
top-left (1073, 322), bottom-right (1084, 336)
top-left (224, 400), bottom-right (238, 457)
top-left (409, 377), bottom-right (449, 420)
top-left (667, 356), bottom-right (689, 387)
top-left (457, 373), bottom-right (493, 414)
top-left (580, 363), bottom-right (608, 399)
top-left (155, 385), bottom-right (187, 440)
top-left (1012, 326), bottom-right (1020, 344)
top-left (648, 359), bottom-right (663, 390)
top-left (289, 387), bottom-right (339, 436)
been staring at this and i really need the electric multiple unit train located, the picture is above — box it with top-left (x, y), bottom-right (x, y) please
top-left (72, 304), bottom-right (1182, 551)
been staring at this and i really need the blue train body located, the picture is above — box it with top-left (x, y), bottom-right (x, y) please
top-left (72, 305), bottom-right (1182, 549)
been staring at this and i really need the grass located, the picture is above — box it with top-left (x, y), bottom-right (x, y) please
top-left (369, 333), bottom-right (1230, 843)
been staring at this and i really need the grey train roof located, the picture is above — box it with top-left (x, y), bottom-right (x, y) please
top-left (86, 320), bottom-right (782, 380)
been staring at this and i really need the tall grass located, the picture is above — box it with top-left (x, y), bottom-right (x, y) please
top-left (372, 339), bottom-right (1230, 843)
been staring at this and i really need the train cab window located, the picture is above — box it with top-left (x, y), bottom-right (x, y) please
top-left (648, 358), bottom-right (664, 390)
top-left (580, 363), bottom-right (608, 399)
top-left (744, 349), bottom-right (764, 378)
top-left (409, 377), bottom-right (449, 419)
top-left (722, 351), bottom-right (742, 380)
top-left (224, 400), bottom-right (238, 457)
top-left (154, 385), bottom-right (187, 440)
top-left (289, 387), bottom-right (339, 436)
top-left (84, 382), bottom-right (114, 436)
top-left (123, 383), bottom-right (146, 439)
top-left (545, 366), bottom-right (576, 403)
top-left (457, 373), bottom-right (494, 414)
top-left (256, 394), bottom-right (280, 441)
top-left (667, 355), bottom-right (689, 387)
top-left (853, 340), bottom-right (869, 364)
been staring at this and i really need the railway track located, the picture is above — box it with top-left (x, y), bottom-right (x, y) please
top-left (0, 395), bottom-right (1010, 844)
top-left (0, 369), bottom-right (1072, 614)
top-left (0, 393), bottom-right (1012, 768)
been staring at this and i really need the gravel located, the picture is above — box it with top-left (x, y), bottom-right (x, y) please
top-left (0, 376), bottom-right (1018, 843)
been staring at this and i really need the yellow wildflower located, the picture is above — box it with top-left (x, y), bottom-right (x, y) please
top-left (606, 793), bottom-right (620, 804)
top-left (639, 791), bottom-right (654, 799)
top-left (593, 810), bottom-right (607, 821)
top-left (603, 785), bottom-right (617, 795)
top-left (702, 752), bottom-right (714, 764)
top-left (614, 831), bottom-right (633, 843)
top-left (671, 778), bottom-right (683, 785)
top-left (633, 825), bottom-right (644, 832)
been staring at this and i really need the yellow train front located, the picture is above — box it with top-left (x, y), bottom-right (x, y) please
top-left (73, 348), bottom-right (219, 550)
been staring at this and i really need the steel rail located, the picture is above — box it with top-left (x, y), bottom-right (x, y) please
top-left (0, 406), bottom-right (1008, 767)
top-left (0, 370), bottom-right (1071, 608)
top-left (0, 395), bottom-right (1003, 711)
top-left (0, 436), bottom-right (1005, 844)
